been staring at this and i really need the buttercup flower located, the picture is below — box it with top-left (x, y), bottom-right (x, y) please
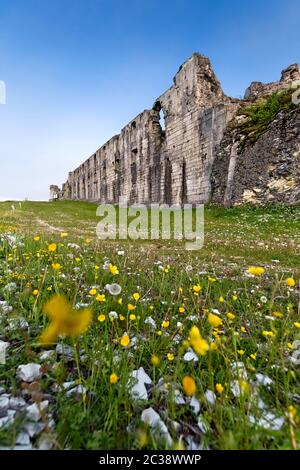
top-left (109, 264), bottom-right (119, 275)
top-left (110, 373), bottom-right (119, 384)
top-left (96, 294), bottom-right (106, 302)
top-left (193, 284), bottom-right (201, 293)
top-left (39, 295), bottom-right (92, 345)
top-left (227, 312), bottom-right (236, 320)
top-left (48, 243), bottom-right (57, 252)
top-left (215, 383), bottom-right (224, 394)
top-left (263, 330), bottom-right (276, 338)
top-left (120, 334), bottom-right (130, 347)
top-left (52, 263), bottom-right (61, 270)
top-left (132, 292), bottom-right (140, 301)
top-left (182, 376), bottom-right (196, 396)
top-left (189, 326), bottom-right (209, 356)
top-left (208, 313), bottom-right (223, 327)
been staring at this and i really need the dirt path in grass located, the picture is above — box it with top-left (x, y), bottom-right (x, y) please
top-left (36, 218), bottom-right (63, 233)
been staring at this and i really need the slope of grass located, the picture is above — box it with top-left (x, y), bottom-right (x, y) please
top-left (0, 201), bottom-right (299, 450)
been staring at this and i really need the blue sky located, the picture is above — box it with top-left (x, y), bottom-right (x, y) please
top-left (0, 0), bottom-right (299, 200)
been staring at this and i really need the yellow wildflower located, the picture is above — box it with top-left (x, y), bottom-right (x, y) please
top-left (128, 303), bottom-right (135, 311)
top-left (89, 288), bottom-right (97, 296)
top-left (219, 296), bottom-right (225, 303)
top-left (208, 277), bottom-right (216, 282)
top-left (189, 326), bottom-right (209, 356)
top-left (33, 236), bottom-right (40, 241)
top-left (193, 284), bottom-right (201, 293)
top-left (182, 376), bottom-right (196, 396)
top-left (208, 313), bottom-right (223, 327)
top-left (161, 320), bottom-right (170, 328)
top-left (167, 353), bottom-right (174, 361)
top-left (39, 295), bottom-right (92, 345)
top-left (120, 334), bottom-right (130, 347)
top-left (179, 306), bottom-right (185, 313)
top-left (52, 263), bottom-right (61, 270)
top-left (133, 292), bottom-right (140, 301)
top-left (109, 373), bottom-right (119, 384)
top-left (227, 312), bottom-right (236, 320)
top-left (294, 322), bottom-right (300, 329)
top-left (129, 314), bottom-right (136, 321)
top-left (60, 232), bottom-right (68, 238)
top-left (96, 293), bottom-right (105, 302)
top-left (285, 277), bottom-right (296, 287)
top-left (247, 266), bottom-right (265, 276)
top-left (32, 289), bottom-right (39, 296)
top-left (262, 330), bottom-right (276, 338)
top-left (97, 314), bottom-right (106, 322)
top-left (48, 243), bottom-right (57, 252)
top-left (215, 383), bottom-right (224, 394)
top-left (151, 355), bottom-right (160, 366)
top-left (237, 349), bottom-right (245, 356)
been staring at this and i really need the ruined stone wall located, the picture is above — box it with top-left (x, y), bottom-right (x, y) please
top-left (52, 54), bottom-right (300, 207)
top-left (53, 53), bottom-right (237, 205)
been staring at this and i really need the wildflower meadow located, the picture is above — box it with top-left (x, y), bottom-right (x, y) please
top-left (0, 200), bottom-right (299, 450)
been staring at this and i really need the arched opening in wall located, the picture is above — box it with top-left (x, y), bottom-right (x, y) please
top-left (159, 109), bottom-right (165, 130)
top-left (131, 148), bottom-right (138, 162)
top-left (153, 101), bottom-right (166, 132)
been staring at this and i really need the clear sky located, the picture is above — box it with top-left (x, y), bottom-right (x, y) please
top-left (0, 0), bottom-right (299, 201)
